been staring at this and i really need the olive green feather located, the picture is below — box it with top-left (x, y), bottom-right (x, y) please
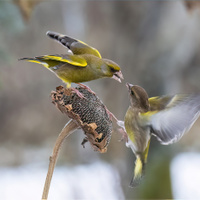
top-left (19, 31), bottom-right (123, 88)
top-left (124, 83), bottom-right (200, 187)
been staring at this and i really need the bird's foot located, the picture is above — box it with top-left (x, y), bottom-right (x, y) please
top-left (105, 108), bottom-right (128, 142)
top-left (116, 120), bottom-right (128, 142)
top-left (70, 87), bottom-right (85, 98)
top-left (118, 128), bottom-right (128, 142)
top-left (77, 83), bottom-right (95, 95)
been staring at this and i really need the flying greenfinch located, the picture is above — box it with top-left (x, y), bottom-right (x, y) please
top-left (124, 83), bottom-right (200, 187)
top-left (19, 31), bottom-right (123, 89)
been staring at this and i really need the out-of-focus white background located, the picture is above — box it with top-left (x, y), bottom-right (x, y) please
top-left (1, 1), bottom-right (200, 199)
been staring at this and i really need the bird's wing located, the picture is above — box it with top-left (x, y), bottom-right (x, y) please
top-left (20, 54), bottom-right (87, 67)
top-left (149, 95), bottom-right (174, 111)
top-left (144, 95), bottom-right (200, 145)
top-left (46, 31), bottom-right (102, 58)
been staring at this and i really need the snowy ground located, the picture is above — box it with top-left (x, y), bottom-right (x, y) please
top-left (2, 152), bottom-right (200, 199)
top-left (0, 162), bottom-right (124, 200)
top-left (170, 152), bottom-right (200, 199)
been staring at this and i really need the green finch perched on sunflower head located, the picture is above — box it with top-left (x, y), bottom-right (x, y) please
top-left (124, 83), bottom-right (200, 187)
top-left (19, 31), bottom-right (123, 91)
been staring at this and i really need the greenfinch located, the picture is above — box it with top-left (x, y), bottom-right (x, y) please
top-left (124, 83), bottom-right (200, 187)
top-left (19, 31), bottom-right (123, 89)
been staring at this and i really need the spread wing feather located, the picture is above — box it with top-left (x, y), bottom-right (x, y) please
top-left (46, 31), bottom-right (101, 58)
top-left (149, 95), bottom-right (200, 144)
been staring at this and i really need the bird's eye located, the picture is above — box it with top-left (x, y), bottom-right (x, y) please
top-left (110, 67), bottom-right (118, 73)
top-left (131, 90), bottom-right (135, 96)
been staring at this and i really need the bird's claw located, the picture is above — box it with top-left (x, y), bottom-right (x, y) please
top-left (70, 87), bottom-right (85, 98)
top-left (77, 83), bottom-right (95, 95)
top-left (118, 128), bottom-right (128, 142)
top-left (104, 108), bottom-right (128, 142)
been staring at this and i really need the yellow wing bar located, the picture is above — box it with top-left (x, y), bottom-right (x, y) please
top-left (42, 55), bottom-right (87, 67)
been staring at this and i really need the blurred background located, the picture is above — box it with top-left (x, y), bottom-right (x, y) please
top-left (1, 0), bottom-right (200, 199)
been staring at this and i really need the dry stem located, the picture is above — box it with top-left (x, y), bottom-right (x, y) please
top-left (42, 119), bottom-right (79, 200)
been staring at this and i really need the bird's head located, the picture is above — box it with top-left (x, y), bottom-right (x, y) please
top-left (102, 59), bottom-right (123, 82)
top-left (126, 83), bottom-right (149, 110)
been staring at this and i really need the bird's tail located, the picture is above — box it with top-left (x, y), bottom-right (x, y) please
top-left (129, 140), bottom-right (150, 187)
top-left (19, 56), bottom-right (58, 69)
top-left (129, 155), bottom-right (146, 187)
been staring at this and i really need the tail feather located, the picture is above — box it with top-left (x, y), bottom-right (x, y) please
top-left (129, 140), bottom-right (150, 187)
top-left (19, 56), bottom-right (48, 61)
top-left (129, 155), bottom-right (145, 187)
top-left (19, 57), bottom-right (48, 67)
top-left (19, 57), bottom-right (59, 68)
top-left (18, 57), bottom-right (33, 61)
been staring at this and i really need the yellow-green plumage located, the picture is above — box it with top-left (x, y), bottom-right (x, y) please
top-left (125, 85), bottom-right (151, 187)
top-left (124, 83), bottom-right (200, 187)
top-left (19, 31), bottom-right (123, 88)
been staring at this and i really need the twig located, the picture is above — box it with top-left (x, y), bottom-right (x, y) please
top-left (42, 119), bottom-right (79, 200)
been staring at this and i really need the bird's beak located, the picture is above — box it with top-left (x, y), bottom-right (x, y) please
top-left (126, 83), bottom-right (134, 91)
top-left (112, 71), bottom-right (124, 83)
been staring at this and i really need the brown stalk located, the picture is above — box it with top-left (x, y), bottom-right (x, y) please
top-left (42, 119), bottom-right (79, 200)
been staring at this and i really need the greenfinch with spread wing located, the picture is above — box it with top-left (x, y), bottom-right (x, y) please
top-left (19, 31), bottom-right (123, 88)
top-left (124, 83), bottom-right (200, 187)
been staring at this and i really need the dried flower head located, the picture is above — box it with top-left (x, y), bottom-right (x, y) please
top-left (51, 86), bottom-right (112, 153)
